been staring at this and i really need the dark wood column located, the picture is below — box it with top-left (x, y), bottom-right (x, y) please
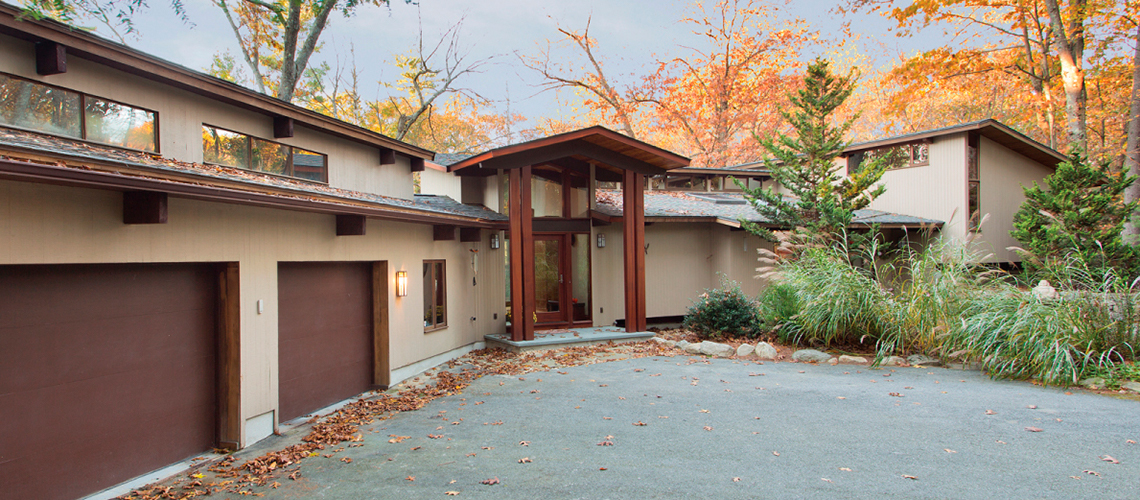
top-left (623, 170), bottom-right (647, 332)
top-left (508, 167), bottom-right (535, 341)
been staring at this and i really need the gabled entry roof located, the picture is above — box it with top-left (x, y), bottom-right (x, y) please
top-left (447, 126), bottom-right (690, 178)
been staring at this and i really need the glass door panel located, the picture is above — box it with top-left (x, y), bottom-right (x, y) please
top-left (571, 233), bottom-right (591, 322)
top-left (534, 236), bottom-right (565, 323)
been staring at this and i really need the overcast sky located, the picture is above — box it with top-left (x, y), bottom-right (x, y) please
top-left (116, 0), bottom-right (942, 126)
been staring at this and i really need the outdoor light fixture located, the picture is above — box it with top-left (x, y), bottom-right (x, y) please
top-left (490, 232), bottom-right (500, 250)
top-left (597, 233), bottom-right (606, 248)
top-left (395, 270), bottom-right (408, 297)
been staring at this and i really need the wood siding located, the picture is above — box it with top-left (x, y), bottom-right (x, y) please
top-left (977, 136), bottom-right (1054, 262)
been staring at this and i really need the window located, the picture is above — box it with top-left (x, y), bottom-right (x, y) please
top-left (0, 72), bottom-right (157, 152)
top-left (423, 260), bottom-right (447, 331)
top-left (202, 125), bottom-right (327, 182)
top-left (860, 142), bottom-right (929, 171)
top-left (967, 136), bottom-right (980, 231)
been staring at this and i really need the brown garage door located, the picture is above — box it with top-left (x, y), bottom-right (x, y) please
top-left (0, 263), bottom-right (218, 500)
top-left (278, 262), bottom-right (373, 422)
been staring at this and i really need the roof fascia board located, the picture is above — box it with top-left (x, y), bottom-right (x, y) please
top-left (0, 6), bottom-right (433, 161)
top-left (468, 139), bottom-right (669, 175)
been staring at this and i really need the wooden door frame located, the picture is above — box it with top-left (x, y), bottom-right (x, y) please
top-left (533, 233), bottom-right (569, 325)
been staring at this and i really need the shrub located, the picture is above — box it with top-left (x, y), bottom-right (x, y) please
top-left (779, 246), bottom-right (889, 347)
top-left (683, 279), bottom-right (761, 339)
top-left (756, 282), bottom-right (801, 334)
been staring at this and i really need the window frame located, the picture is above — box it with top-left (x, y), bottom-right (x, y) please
top-left (423, 259), bottom-right (448, 332)
top-left (864, 142), bottom-right (930, 171)
top-left (0, 71), bottom-right (160, 153)
top-left (201, 124), bottom-right (328, 183)
top-left (967, 134), bottom-right (981, 232)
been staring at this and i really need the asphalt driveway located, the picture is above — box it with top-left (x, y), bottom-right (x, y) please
top-left (225, 355), bottom-right (1138, 499)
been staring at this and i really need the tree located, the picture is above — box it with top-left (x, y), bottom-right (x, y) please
top-left (1012, 154), bottom-right (1139, 277)
top-left (1043, 0), bottom-right (1089, 152)
top-left (635, 0), bottom-right (809, 168)
top-left (212, 0), bottom-right (411, 103)
top-left (737, 58), bottom-right (888, 248)
top-left (518, 16), bottom-right (643, 139)
top-left (17, 0), bottom-right (190, 43)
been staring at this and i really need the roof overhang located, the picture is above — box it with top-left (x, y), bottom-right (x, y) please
top-left (448, 126), bottom-right (690, 177)
top-left (0, 3), bottom-right (434, 162)
top-left (843, 119), bottom-right (1066, 167)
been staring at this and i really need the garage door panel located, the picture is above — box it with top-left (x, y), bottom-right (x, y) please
top-left (278, 262), bottom-right (373, 422)
top-left (0, 263), bottom-right (218, 500)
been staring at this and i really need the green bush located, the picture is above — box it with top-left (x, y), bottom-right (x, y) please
top-left (756, 282), bottom-right (801, 334)
top-left (779, 247), bottom-right (889, 347)
top-left (683, 280), bottom-right (761, 339)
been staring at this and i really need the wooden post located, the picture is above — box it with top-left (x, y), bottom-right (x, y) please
top-left (520, 166), bottom-right (535, 340)
top-left (123, 191), bottom-right (167, 225)
top-left (336, 214), bottom-right (366, 236)
top-left (273, 116), bottom-right (294, 138)
top-left (372, 262), bottom-right (390, 388)
top-left (35, 41), bottom-right (66, 75)
top-left (216, 263), bottom-right (241, 450)
top-left (508, 168), bottom-right (526, 341)
top-left (623, 170), bottom-right (646, 332)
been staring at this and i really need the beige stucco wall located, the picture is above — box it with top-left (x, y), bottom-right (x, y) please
top-left (976, 136), bottom-right (1054, 263)
top-left (868, 133), bottom-right (969, 240)
top-left (0, 179), bottom-right (505, 447)
top-left (709, 224), bottom-right (772, 298)
top-left (1, 34), bottom-right (414, 199)
top-left (420, 167), bottom-right (463, 201)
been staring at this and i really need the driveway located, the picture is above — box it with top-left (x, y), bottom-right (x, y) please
top-left (199, 353), bottom-right (1140, 500)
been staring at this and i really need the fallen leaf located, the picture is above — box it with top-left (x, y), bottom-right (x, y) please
top-left (1027, 405), bottom-right (1038, 409)
top-left (822, 478), bottom-right (833, 483)
top-left (445, 492), bottom-right (459, 496)
top-left (985, 410), bottom-right (997, 415)
top-left (902, 475), bottom-right (918, 480)
top-left (839, 467), bottom-right (852, 471)
top-left (481, 446), bottom-right (493, 450)
top-left (480, 477), bottom-right (500, 485)
top-left (837, 396), bottom-right (846, 399)
top-left (599, 467), bottom-right (607, 471)
top-left (1101, 455), bottom-right (1119, 464)
top-left (341, 457), bottom-right (352, 463)
top-left (1083, 470), bottom-right (1100, 477)
top-left (597, 440), bottom-right (614, 446)
top-left (772, 451), bottom-right (780, 456)
top-left (428, 434), bottom-right (443, 439)
top-left (889, 392), bottom-right (905, 397)
top-left (1127, 440), bottom-right (1137, 445)
top-left (944, 449), bottom-right (957, 454)
top-left (519, 441), bottom-right (530, 446)
top-left (518, 457), bottom-right (532, 463)
top-left (700, 409), bottom-right (710, 413)
top-left (733, 477), bottom-right (741, 482)
top-left (388, 435), bottom-right (411, 443)
top-left (704, 426), bottom-right (714, 431)
top-left (1025, 426), bottom-right (1044, 432)
top-left (604, 417), bottom-right (612, 420)
top-left (411, 446), bottom-right (422, 451)
top-left (406, 476), bottom-right (415, 482)
top-left (633, 421), bottom-right (647, 426)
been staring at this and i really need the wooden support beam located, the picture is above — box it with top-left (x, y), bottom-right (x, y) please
top-left (216, 263), bottom-right (241, 451)
top-left (520, 166), bottom-right (535, 341)
top-left (122, 191), bottom-right (167, 224)
top-left (379, 148), bottom-right (396, 165)
top-left (623, 171), bottom-right (647, 332)
top-left (410, 157), bottom-right (425, 172)
top-left (459, 227), bottom-right (481, 242)
top-left (273, 116), bottom-right (294, 138)
top-left (35, 41), bottom-right (66, 75)
top-left (336, 214), bottom-right (366, 236)
top-left (372, 262), bottom-right (390, 388)
top-left (433, 225), bottom-right (456, 241)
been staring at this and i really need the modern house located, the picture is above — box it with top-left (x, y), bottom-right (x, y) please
top-left (0, 4), bottom-right (1067, 499)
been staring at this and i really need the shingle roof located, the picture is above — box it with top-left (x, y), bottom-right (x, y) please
top-left (0, 127), bottom-right (504, 224)
top-left (594, 190), bottom-right (940, 227)
top-left (432, 153), bottom-right (476, 167)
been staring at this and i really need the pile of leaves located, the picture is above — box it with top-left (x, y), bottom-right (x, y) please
top-left (118, 341), bottom-right (675, 499)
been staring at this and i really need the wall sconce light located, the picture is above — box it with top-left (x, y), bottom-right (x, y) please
top-left (597, 233), bottom-right (606, 248)
top-left (490, 232), bottom-right (500, 250)
top-left (395, 270), bottom-right (408, 297)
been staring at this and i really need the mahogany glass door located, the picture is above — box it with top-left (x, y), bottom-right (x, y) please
top-left (533, 235), bottom-right (567, 324)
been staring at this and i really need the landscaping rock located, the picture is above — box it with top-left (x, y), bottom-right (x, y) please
top-left (664, 340), bottom-right (677, 347)
top-left (754, 342), bottom-right (778, 360)
top-left (1121, 381), bottom-right (1140, 394)
top-left (1080, 377), bottom-right (1107, 389)
top-left (676, 340), bottom-right (690, 350)
top-left (682, 342), bottom-right (701, 354)
top-left (737, 344), bottom-right (755, 357)
top-left (828, 358), bottom-right (839, 365)
top-left (907, 354), bottom-right (941, 367)
top-left (699, 341), bottom-right (736, 358)
top-left (881, 356), bottom-right (907, 366)
top-left (838, 355), bottom-right (868, 364)
top-left (792, 349), bottom-right (833, 363)
top-left (1032, 280), bottom-right (1059, 301)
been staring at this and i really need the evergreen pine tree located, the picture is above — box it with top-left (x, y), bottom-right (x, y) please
top-left (1011, 154), bottom-right (1139, 278)
top-left (736, 58), bottom-right (888, 249)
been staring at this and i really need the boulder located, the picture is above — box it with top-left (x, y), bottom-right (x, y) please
top-left (1032, 280), bottom-right (1060, 301)
top-left (699, 341), bottom-right (736, 358)
top-left (792, 349), bottom-right (833, 363)
top-left (827, 358), bottom-right (839, 365)
top-left (737, 344), bottom-right (755, 357)
top-left (1080, 377), bottom-right (1107, 389)
top-left (754, 342), bottom-right (779, 360)
top-left (907, 354), bottom-right (941, 367)
top-left (682, 342), bottom-right (701, 354)
top-left (1121, 381), bottom-right (1140, 394)
top-left (880, 356), bottom-right (907, 367)
top-left (676, 340), bottom-right (690, 349)
top-left (838, 355), bottom-right (868, 364)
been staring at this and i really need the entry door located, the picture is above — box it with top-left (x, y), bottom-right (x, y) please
top-left (534, 234), bottom-right (568, 324)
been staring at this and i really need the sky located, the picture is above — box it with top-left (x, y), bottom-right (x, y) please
top-left (108, 0), bottom-right (945, 127)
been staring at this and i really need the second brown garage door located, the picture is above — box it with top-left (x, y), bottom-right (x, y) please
top-left (278, 262), bottom-right (374, 422)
